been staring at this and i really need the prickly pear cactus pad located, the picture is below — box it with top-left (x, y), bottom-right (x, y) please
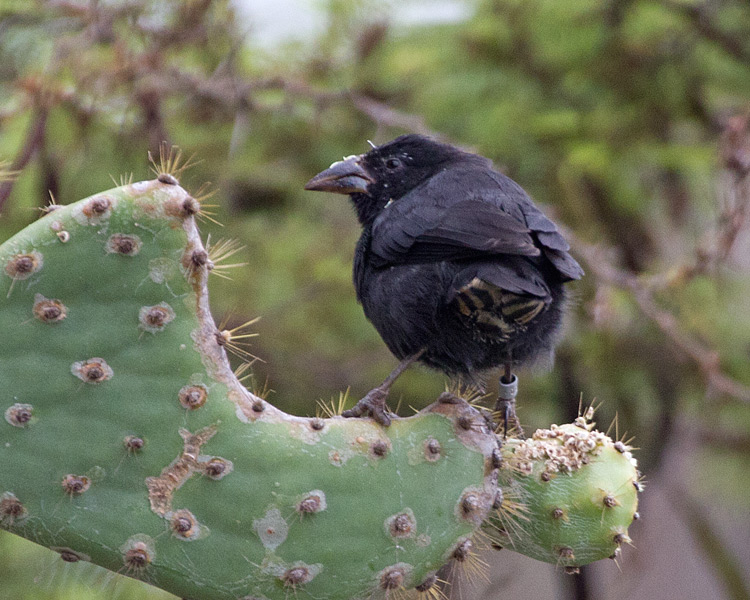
top-left (487, 414), bottom-right (640, 570)
top-left (0, 180), bottom-right (499, 600)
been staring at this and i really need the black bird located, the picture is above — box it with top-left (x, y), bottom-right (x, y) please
top-left (305, 135), bottom-right (583, 428)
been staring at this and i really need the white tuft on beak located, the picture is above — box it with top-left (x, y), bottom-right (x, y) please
top-left (330, 155), bottom-right (361, 169)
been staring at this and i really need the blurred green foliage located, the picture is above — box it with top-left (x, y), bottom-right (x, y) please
top-left (2, 0), bottom-right (750, 598)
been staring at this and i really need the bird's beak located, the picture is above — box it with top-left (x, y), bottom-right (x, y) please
top-left (304, 155), bottom-right (374, 194)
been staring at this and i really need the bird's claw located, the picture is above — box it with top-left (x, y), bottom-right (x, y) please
top-left (342, 388), bottom-right (392, 426)
top-left (495, 398), bottom-right (524, 439)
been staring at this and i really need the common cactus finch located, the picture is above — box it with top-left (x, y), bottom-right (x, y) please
top-left (306, 135), bottom-right (582, 429)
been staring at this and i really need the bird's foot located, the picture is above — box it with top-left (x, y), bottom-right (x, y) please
top-left (497, 400), bottom-right (525, 439)
top-left (342, 387), bottom-right (392, 426)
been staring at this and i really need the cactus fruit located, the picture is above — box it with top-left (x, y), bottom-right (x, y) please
top-left (0, 180), bottom-right (500, 600)
top-left (486, 411), bottom-right (640, 570)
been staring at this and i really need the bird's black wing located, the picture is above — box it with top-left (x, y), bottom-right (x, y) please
top-left (370, 166), bottom-right (583, 282)
top-left (370, 168), bottom-right (540, 266)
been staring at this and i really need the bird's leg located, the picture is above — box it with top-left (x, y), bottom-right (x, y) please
top-left (495, 362), bottom-right (525, 439)
top-left (342, 349), bottom-right (425, 426)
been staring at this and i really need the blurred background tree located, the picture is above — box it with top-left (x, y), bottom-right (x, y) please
top-left (1, 0), bottom-right (749, 599)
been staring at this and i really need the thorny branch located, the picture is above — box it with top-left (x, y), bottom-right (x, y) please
top-left (157, 69), bottom-right (439, 137)
top-left (661, 0), bottom-right (750, 64)
top-left (0, 107), bottom-right (47, 212)
top-left (643, 115), bottom-right (750, 287)
top-left (573, 116), bottom-right (750, 404)
top-left (350, 95), bottom-right (444, 139)
top-left (0, 1), bottom-right (442, 207)
top-left (575, 236), bottom-right (750, 403)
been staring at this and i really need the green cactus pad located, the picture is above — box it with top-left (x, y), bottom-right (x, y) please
top-left (487, 415), bottom-right (640, 569)
top-left (0, 180), bottom-right (499, 600)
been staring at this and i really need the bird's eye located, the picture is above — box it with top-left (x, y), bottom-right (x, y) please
top-left (385, 158), bottom-right (402, 170)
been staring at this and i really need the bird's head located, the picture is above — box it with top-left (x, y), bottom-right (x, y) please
top-left (305, 134), bottom-right (489, 225)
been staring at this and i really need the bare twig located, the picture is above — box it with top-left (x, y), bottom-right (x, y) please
top-left (662, 0), bottom-right (750, 64)
top-left (640, 115), bottom-right (750, 289)
top-left (698, 427), bottom-right (750, 454)
top-left (129, 65), bottom-right (445, 141)
top-left (350, 95), bottom-right (444, 139)
top-left (0, 107), bottom-right (48, 212)
top-left (573, 236), bottom-right (750, 403)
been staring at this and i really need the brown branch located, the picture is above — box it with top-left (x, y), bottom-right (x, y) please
top-left (137, 88), bottom-right (171, 153)
top-left (0, 107), bottom-right (48, 213)
top-left (573, 236), bottom-right (750, 403)
top-left (711, 115), bottom-right (750, 263)
top-left (349, 95), bottom-right (445, 139)
top-left (137, 66), bottom-right (445, 140)
top-left (662, 0), bottom-right (750, 64)
top-left (641, 115), bottom-right (750, 290)
top-left (698, 427), bottom-right (750, 454)
top-left (14, 4), bottom-right (445, 150)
